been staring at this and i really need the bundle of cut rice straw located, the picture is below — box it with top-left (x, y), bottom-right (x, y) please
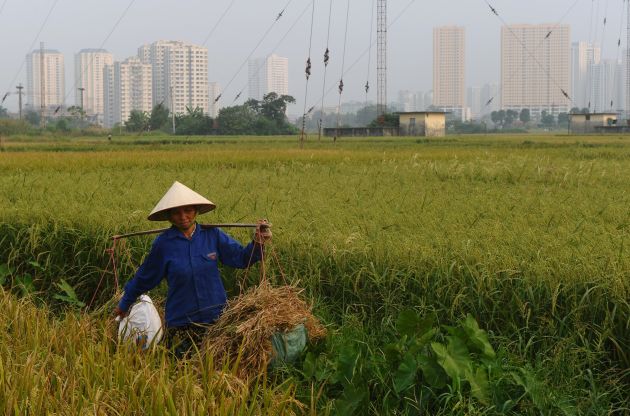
top-left (203, 283), bottom-right (326, 379)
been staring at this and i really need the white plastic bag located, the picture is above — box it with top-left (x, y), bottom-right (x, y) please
top-left (118, 294), bottom-right (163, 350)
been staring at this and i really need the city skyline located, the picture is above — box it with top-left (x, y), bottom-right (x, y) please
top-left (2, 0), bottom-right (629, 121)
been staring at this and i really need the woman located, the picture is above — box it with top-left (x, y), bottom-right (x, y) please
top-left (114, 181), bottom-right (271, 356)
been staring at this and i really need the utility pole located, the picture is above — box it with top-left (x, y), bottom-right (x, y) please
top-left (78, 87), bottom-right (85, 125)
top-left (377, 0), bottom-right (387, 118)
top-left (16, 84), bottom-right (24, 120)
top-left (39, 42), bottom-right (46, 128)
top-left (170, 85), bottom-right (176, 134)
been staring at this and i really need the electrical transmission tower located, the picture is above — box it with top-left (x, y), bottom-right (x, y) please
top-left (377, 0), bottom-right (387, 117)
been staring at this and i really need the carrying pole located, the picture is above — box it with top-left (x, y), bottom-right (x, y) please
top-left (112, 223), bottom-right (262, 240)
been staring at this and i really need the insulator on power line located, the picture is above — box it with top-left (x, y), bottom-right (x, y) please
top-left (54, 106), bottom-right (61, 114)
top-left (561, 89), bottom-right (570, 100)
top-left (488, 3), bottom-right (498, 16)
top-left (276, 9), bottom-right (284, 21)
top-left (365, 81), bottom-right (370, 93)
top-left (234, 92), bottom-right (241, 102)
top-left (545, 31), bottom-right (552, 39)
top-left (1, 92), bottom-right (8, 103)
top-left (485, 97), bottom-right (494, 107)
top-left (214, 94), bottom-right (222, 103)
top-left (338, 79), bottom-right (344, 94)
top-left (324, 48), bottom-right (330, 66)
top-left (307, 106), bottom-right (315, 114)
top-left (305, 58), bottom-right (312, 80)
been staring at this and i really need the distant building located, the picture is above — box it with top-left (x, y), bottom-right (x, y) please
top-left (248, 54), bottom-right (289, 101)
top-left (433, 26), bottom-right (466, 121)
top-left (103, 57), bottom-right (153, 128)
top-left (590, 59), bottom-right (624, 114)
top-left (569, 112), bottom-right (617, 134)
top-left (501, 24), bottom-right (571, 118)
top-left (571, 41), bottom-right (601, 110)
top-left (26, 48), bottom-right (65, 111)
top-left (75, 49), bottom-right (113, 124)
top-left (138, 40), bottom-right (209, 115)
top-left (399, 111), bottom-right (446, 137)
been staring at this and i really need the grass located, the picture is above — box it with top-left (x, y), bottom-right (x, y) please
top-left (0, 134), bottom-right (628, 414)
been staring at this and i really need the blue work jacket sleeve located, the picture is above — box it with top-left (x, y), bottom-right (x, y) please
top-left (216, 228), bottom-right (263, 269)
top-left (118, 237), bottom-right (167, 312)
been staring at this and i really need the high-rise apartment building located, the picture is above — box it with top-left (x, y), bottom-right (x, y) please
top-left (138, 40), bottom-right (209, 115)
top-left (75, 48), bottom-right (113, 123)
top-left (248, 54), bottom-right (289, 101)
top-left (103, 57), bottom-right (152, 128)
top-left (433, 26), bottom-right (466, 119)
top-left (571, 41), bottom-right (601, 110)
top-left (501, 24), bottom-right (571, 117)
top-left (26, 48), bottom-right (65, 110)
top-left (590, 59), bottom-right (624, 113)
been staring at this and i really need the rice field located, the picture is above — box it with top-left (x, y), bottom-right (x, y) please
top-left (0, 134), bottom-right (628, 414)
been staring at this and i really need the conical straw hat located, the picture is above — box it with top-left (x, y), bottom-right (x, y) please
top-left (148, 181), bottom-right (216, 221)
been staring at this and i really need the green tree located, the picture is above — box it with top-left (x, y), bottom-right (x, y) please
top-left (217, 105), bottom-right (257, 135)
top-left (175, 106), bottom-right (214, 135)
top-left (519, 108), bottom-right (531, 123)
top-left (244, 92), bottom-right (297, 134)
top-left (149, 103), bottom-right (170, 131)
top-left (490, 110), bottom-right (505, 127)
top-left (356, 105), bottom-right (378, 126)
top-left (541, 110), bottom-right (555, 127)
top-left (54, 118), bottom-right (70, 132)
top-left (0, 106), bottom-right (8, 119)
top-left (125, 110), bottom-right (149, 132)
top-left (557, 112), bottom-right (569, 125)
top-left (505, 110), bottom-right (518, 126)
top-left (24, 111), bottom-right (40, 126)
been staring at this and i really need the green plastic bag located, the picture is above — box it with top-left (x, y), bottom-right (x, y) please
top-left (269, 324), bottom-right (307, 367)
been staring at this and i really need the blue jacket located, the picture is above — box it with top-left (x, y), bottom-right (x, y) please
top-left (118, 224), bottom-right (262, 328)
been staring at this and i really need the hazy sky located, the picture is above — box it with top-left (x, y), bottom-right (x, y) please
top-left (0, 0), bottom-right (625, 114)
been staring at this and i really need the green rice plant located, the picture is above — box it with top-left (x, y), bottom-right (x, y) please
top-left (0, 134), bottom-right (628, 414)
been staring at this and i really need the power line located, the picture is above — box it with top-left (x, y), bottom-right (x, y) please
top-left (60, 0), bottom-right (137, 112)
top-left (232, 1), bottom-right (312, 106)
top-left (483, 1), bottom-right (573, 107)
top-left (299, 0), bottom-right (316, 148)
top-left (484, 0), bottom-right (580, 111)
top-left (336, 0), bottom-right (351, 131)
top-left (0, 0), bottom-right (9, 18)
top-left (215, 0), bottom-right (294, 104)
top-left (201, 0), bottom-right (238, 47)
top-left (309, 0), bottom-right (418, 112)
top-left (317, 0), bottom-right (334, 141)
top-left (2, 0), bottom-right (61, 105)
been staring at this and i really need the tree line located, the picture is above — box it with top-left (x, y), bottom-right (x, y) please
top-left (124, 92), bottom-right (297, 135)
top-left (0, 92), bottom-right (297, 136)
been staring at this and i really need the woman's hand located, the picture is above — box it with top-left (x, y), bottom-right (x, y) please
top-left (113, 305), bottom-right (129, 320)
top-left (254, 219), bottom-right (272, 244)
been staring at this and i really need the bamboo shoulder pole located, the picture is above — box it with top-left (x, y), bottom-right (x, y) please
top-left (112, 223), bottom-right (260, 240)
